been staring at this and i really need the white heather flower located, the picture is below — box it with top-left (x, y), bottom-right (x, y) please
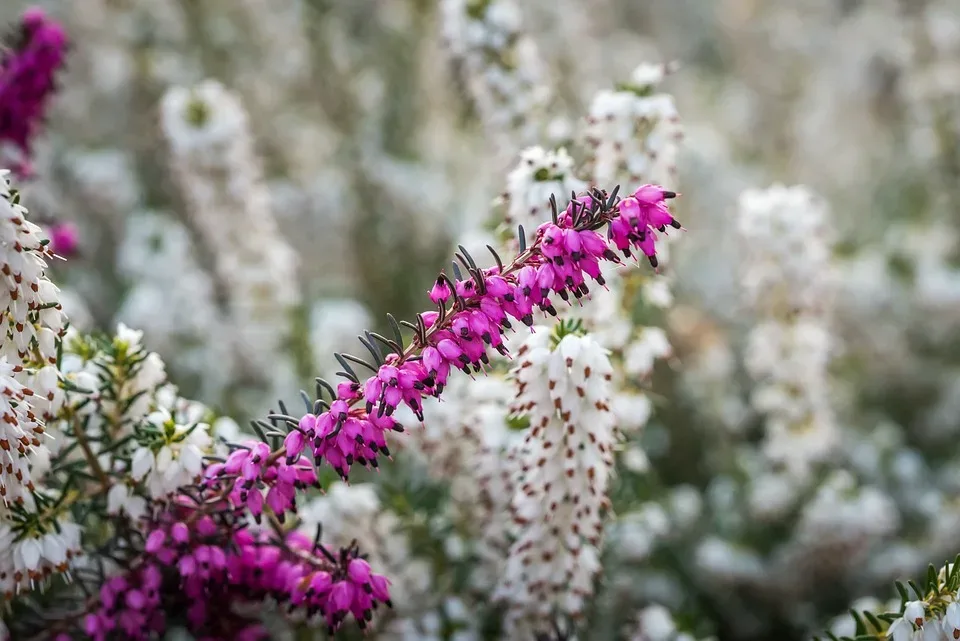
top-left (0, 171), bottom-right (65, 506)
top-left (738, 185), bottom-right (838, 478)
top-left (943, 602), bottom-right (960, 637)
top-left (0, 518), bottom-right (82, 597)
top-left (611, 393), bottom-right (653, 433)
top-left (583, 62), bottom-right (682, 190)
top-left (309, 299), bottom-right (374, 380)
top-left (106, 483), bottom-right (148, 522)
top-left (133, 408), bottom-right (212, 499)
top-left (887, 618), bottom-right (914, 641)
top-left (115, 210), bottom-right (231, 401)
top-left (632, 604), bottom-right (677, 641)
top-left (160, 80), bottom-right (301, 412)
top-left (737, 184), bottom-right (834, 313)
top-left (131, 446), bottom-right (154, 481)
top-left (115, 323), bottom-right (144, 350)
top-left (903, 601), bottom-right (927, 627)
top-left (503, 146), bottom-right (585, 238)
top-left (494, 330), bottom-right (619, 636)
top-left (623, 327), bottom-right (672, 378)
top-left (440, 0), bottom-right (550, 151)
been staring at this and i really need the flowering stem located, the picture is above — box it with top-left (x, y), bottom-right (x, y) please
top-left (71, 415), bottom-right (112, 492)
top-left (197, 186), bottom-right (681, 549)
top-left (197, 241), bottom-right (545, 509)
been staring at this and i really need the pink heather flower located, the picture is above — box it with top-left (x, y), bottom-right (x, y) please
top-left (204, 440), bottom-right (317, 520)
top-left (0, 7), bottom-right (67, 176)
top-left (75, 186), bottom-right (671, 641)
top-left (200, 187), bottom-right (678, 533)
top-left (429, 275), bottom-right (453, 304)
top-left (275, 187), bottom-right (680, 483)
top-left (47, 221), bottom-right (78, 256)
top-left (85, 564), bottom-right (165, 641)
top-left (87, 503), bottom-right (391, 639)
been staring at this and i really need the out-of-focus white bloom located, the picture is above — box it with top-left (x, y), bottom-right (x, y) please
top-left (737, 184), bottom-right (834, 314)
top-left (643, 278), bottom-right (674, 308)
top-left (738, 184), bottom-right (838, 479)
top-left (695, 536), bottom-right (765, 584)
top-left (440, 0), bottom-right (550, 152)
top-left (623, 327), bottom-right (672, 378)
top-left (106, 483), bottom-right (148, 522)
top-left (160, 80), bottom-right (301, 413)
top-left (747, 473), bottom-right (799, 520)
top-left (669, 485), bottom-right (704, 529)
top-left (613, 503), bottom-right (671, 562)
top-left (503, 146), bottom-right (585, 237)
top-left (57, 288), bottom-right (94, 334)
top-left (397, 370), bottom-right (517, 596)
top-left (494, 330), bottom-right (619, 636)
top-left (583, 62), bottom-right (682, 190)
top-left (60, 148), bottom-right (140, 220)
top-left (622, 444), bottom-right (651, 472)
top-left (612, 393), bottom-right (654, 434)
top-left (631, 604), bottom-right (677, 641)
top-left (567, 272), bottom-right (633, 350)
top-left (309, 298), bottom-right (373, 380)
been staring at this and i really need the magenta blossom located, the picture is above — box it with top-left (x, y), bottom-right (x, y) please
top-left (84, 502), bottom-right (391, 639)
top-left (47, 221), bottom-right (78, 256)
top-left (0, 7), bottom-right (67, 177)
top-left (254, 185), bottom-right (681, 486)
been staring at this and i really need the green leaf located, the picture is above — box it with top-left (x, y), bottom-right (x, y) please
top-left (850, 610), bottom-right (866, 635)
top-left (908, 579), bottom-right (925, 600)
top-left (863, 611), bottom-right (884, 632)
top-left (895, 581), bottom-right (909, 605)
top-left (927, 564), bottom-right (940, 594)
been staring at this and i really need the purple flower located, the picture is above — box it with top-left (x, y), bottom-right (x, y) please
top-left (47, 221), bottom-right (78, 256)
top-left (0, 7), bottom-right (67, 177)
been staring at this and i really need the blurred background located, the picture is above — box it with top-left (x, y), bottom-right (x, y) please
top-left (4, 0), bottom-right (960, 639)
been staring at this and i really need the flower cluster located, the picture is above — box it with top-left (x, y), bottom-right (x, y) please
top-left (583, 63), bottom-right (683, 190)
top-left (737, 184), bottom-right (838, 478)
top-left (0, 169), bottom-right (74, 595)
top-left (84, 504), bottom-right (392, 639)
top-left (203, 440), bottom-right (318, 520)
top-left (494, 329), bottom-right (618, 636)
top-left (817, 560), bottom-right (960, 641)
top-left (628, 604), bottom-right (710, 641)
top-left (159, 79), bottom-right (302, 414)
top-left (298, 483), bottom-right (433, 617)
top-left (0, 8), bottom-right (67, 177)
top-left (440, 0), bottom-right (551, 152)
top-left (502, 146), bottom-right (585, 235)
top-left (276, 185), bottom-right (680, 485)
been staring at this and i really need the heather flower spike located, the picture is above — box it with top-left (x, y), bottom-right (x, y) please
top-left (203, 185), bottom-right (680, 498)
top-left (0, 7), bottom-right (67, 177)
